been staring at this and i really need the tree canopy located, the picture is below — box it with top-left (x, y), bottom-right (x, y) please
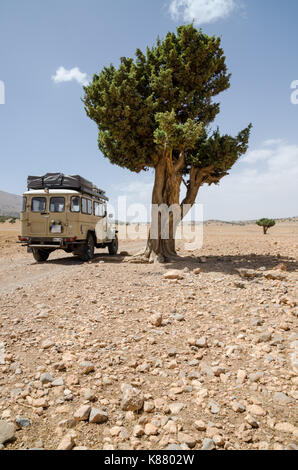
top-left (256, 218), bottom-right (276, 234)
top-left (83, 24), bottom-right (251, 175)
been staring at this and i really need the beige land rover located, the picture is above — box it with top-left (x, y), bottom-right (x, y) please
top-left (18, 173), bottom-right (118, 262)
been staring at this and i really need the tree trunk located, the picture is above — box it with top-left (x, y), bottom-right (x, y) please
top-left (143, 155), bottom-right (219, 262)
top-left (144, 154), bottom-right (182, 262)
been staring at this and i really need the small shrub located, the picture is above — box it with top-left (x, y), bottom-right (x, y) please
top-left (256, 218), bottom-right (276, 235)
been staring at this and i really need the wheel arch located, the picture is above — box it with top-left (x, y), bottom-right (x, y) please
top-left (86, 230), bottom-right (96, 243)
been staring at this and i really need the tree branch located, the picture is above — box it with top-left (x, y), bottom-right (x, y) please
top-left (174, 151), bottom-right (185, 172)
top-left (181, 176), bottom-right (188, 189)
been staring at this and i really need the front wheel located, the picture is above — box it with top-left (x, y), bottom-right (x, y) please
top-left (78, 233), bottom-right (95, 261)
top-left (108, 235), bottom-right (118, 255)
top-left (32, 248), bottom-right (50, 263)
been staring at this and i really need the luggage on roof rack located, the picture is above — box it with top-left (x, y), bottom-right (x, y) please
top-left (27, 173), bottom-right (108, 201)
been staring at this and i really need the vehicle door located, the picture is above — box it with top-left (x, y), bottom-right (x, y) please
top-left (48, 195), bottom-right (67, 237)
top-left (80, 197), bottom-right (93, 239)
top-left (28, 195), bottom-right (49, 237)
top-left (94, 201), bottom-right (108, 242)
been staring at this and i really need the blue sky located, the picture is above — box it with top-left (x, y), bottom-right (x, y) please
top-left (0, 0), bottom-right (297, 220)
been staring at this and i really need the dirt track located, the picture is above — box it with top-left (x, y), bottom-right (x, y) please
top-left (0, 221), bottom-right (297, 450)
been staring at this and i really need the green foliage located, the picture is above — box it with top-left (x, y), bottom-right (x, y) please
top-left (0, 216), bottom-right (19, 223)
top-left (186, 125), bottom-right (252, 174)
top-left (83, 24), bottom-right (251, 176)
top-left (256, 218), bottom-right (276, 228)
top-left (154, 109), bottom-right (203, 151)
top-left (256, 219), bottom-right (276, 229)
top-left (256, 218), bottom-right (276, 234)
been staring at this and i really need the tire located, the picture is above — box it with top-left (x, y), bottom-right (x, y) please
top-left (78, 233), bottom-right (95, 261)
top-left (108, 235), bottom-right (118, 255)
top-left (32, 248), bottom-right (50, 263)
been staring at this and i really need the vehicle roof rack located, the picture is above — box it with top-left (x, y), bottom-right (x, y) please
top-left (80, 185), bottom-right (109, 202)
top-left (27, 173), bottom-right (109, 201)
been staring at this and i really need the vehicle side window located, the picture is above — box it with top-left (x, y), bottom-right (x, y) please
top-left (82, 198), bottom-right (88, 214)
top-left (82, 198), bottom-right (93, 215)
top-left (31, 197), bottom-right (46, 212)
top-left (94, 201), bottom-right (105, 217)
top-left (21, 196), bottom-right (27, 212)
top-left (50, 197), bottom-right (65, 212)
top-left (87, 199), bottom-right (92, 215)
top-left (70, 196), bottom-right (80, 213)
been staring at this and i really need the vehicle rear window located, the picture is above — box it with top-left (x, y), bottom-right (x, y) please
top-left (50, 197), bottom-right (65, 212)
top-left (31, 197), bottom-right (46, 212)
top-left (70, 196), bottom-right (80, 213)
top-left (21, 196), bottom-right (27, 212)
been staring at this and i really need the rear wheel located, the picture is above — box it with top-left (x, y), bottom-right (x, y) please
top-left (78, 233), bottom-right (95, 261)
top-left (32, 248), bottom-right (50, 263)
top-left (108, 235), bottom-right (118, 255)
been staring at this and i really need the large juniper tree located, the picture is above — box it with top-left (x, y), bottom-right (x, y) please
top-left (83, 24), bottom-right (252, 261)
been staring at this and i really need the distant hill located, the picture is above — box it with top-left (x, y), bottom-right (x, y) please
top-left (204, 217), bottom-right (298, 225)
top-left (0, 190), bottom-right (22, 217)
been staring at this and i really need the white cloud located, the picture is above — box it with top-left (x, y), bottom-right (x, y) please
top-left (199, 139), bottom-right (298, 220)
top-left (243, 148), bottom-right (274, 165)
top-left (119, 181), bottom-right (153, 201)
top-left (110, 180), bottom-right (153, 222)
top-left (263, 139), bottom-right (283, 147)
top-left (52, 66), bottom-right (89, 86)
top-left (169, 0), bottom-right (237, 25)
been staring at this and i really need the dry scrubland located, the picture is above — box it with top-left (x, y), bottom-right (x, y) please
top-left (0, 220), bottom-right (297, 450)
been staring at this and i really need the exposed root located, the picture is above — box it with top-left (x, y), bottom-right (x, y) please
top-left (125, 255), bottom-right (150, 264)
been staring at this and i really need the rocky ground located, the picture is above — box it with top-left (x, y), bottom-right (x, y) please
top-left (0, 221), bottom-right (297, 450)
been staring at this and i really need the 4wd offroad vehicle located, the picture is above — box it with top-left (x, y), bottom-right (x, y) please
top-left (18, 173), bottom-right (118, 262)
